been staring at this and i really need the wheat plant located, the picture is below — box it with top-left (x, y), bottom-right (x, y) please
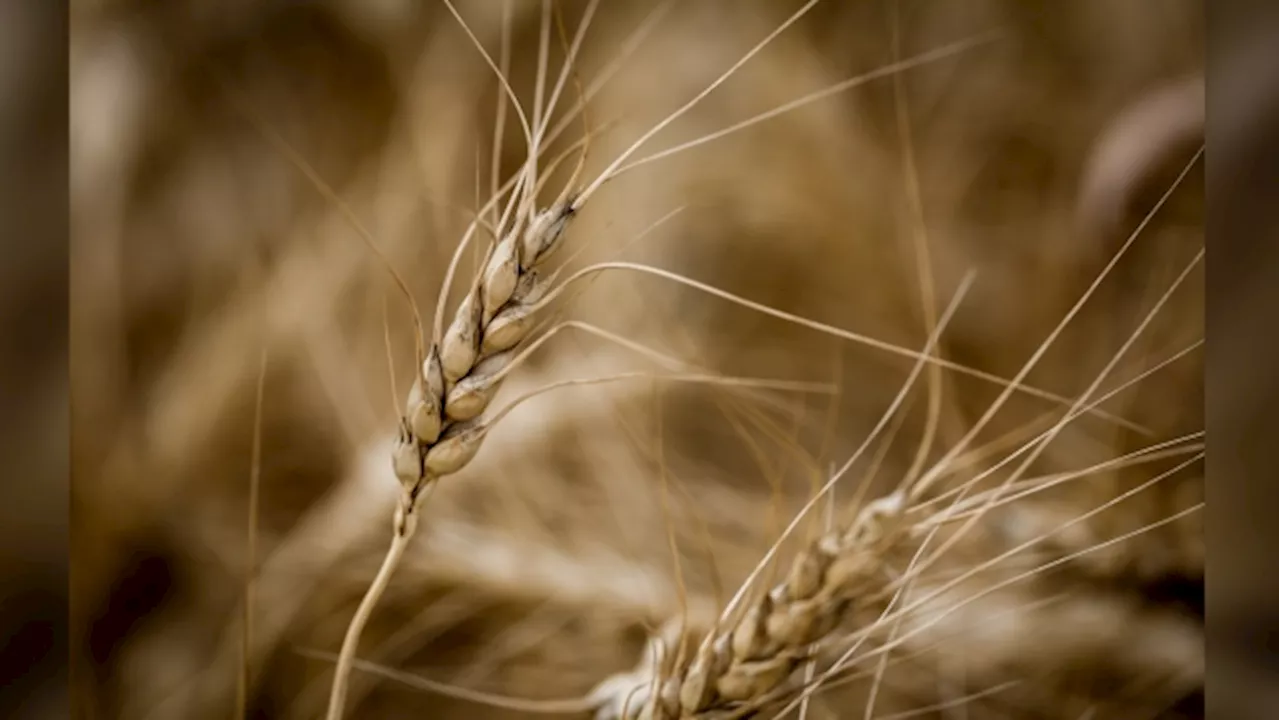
top-left (70, 1), bottom-right (1206, 719)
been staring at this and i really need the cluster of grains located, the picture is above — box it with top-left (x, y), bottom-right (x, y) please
top-left (325, 194), bottom-right (582, 720)
top-left (595, 493), bottom-right (908, 720)
top-left (391, 200), bottom-right (576, 501)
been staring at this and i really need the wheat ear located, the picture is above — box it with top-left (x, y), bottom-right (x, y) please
top-left (592, 492), bottom-right (911, 720)
top-left (320, 0), bottom-right (601, 711)
top-left (324, 182), bottom-right (577, 720)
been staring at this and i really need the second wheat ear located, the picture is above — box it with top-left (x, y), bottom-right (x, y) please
top-left (591, 493), bottom-right (911, 720)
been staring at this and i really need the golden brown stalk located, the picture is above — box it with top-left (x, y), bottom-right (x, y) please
top-left (326, 193), bottom-right (578, 720)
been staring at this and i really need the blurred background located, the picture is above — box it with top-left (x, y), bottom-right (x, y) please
top-left (1, 1), bottom-right (69, 718)
top-left (0, 0), bottom-right (1269, 718)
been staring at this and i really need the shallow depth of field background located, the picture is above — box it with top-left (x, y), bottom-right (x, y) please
top-left (66, 1), bottom-right (1221, 718)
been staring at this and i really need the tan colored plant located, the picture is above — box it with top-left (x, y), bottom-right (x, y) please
top-left (68, 2), bottom-right (1207, 719)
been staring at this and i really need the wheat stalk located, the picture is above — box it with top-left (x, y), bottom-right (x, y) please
top-left (320, 0), bottom-right (598, 709)
top-left (322, 0), bottom-right (804, 711)
top-left (323, 163), bottom-right (579, 720)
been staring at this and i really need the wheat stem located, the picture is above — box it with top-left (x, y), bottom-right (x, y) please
top-left (325, 498), bottom-right (420, 720)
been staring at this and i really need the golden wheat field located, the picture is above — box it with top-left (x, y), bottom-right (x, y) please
top-left (70, 1), bottom-right (1213, 718)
